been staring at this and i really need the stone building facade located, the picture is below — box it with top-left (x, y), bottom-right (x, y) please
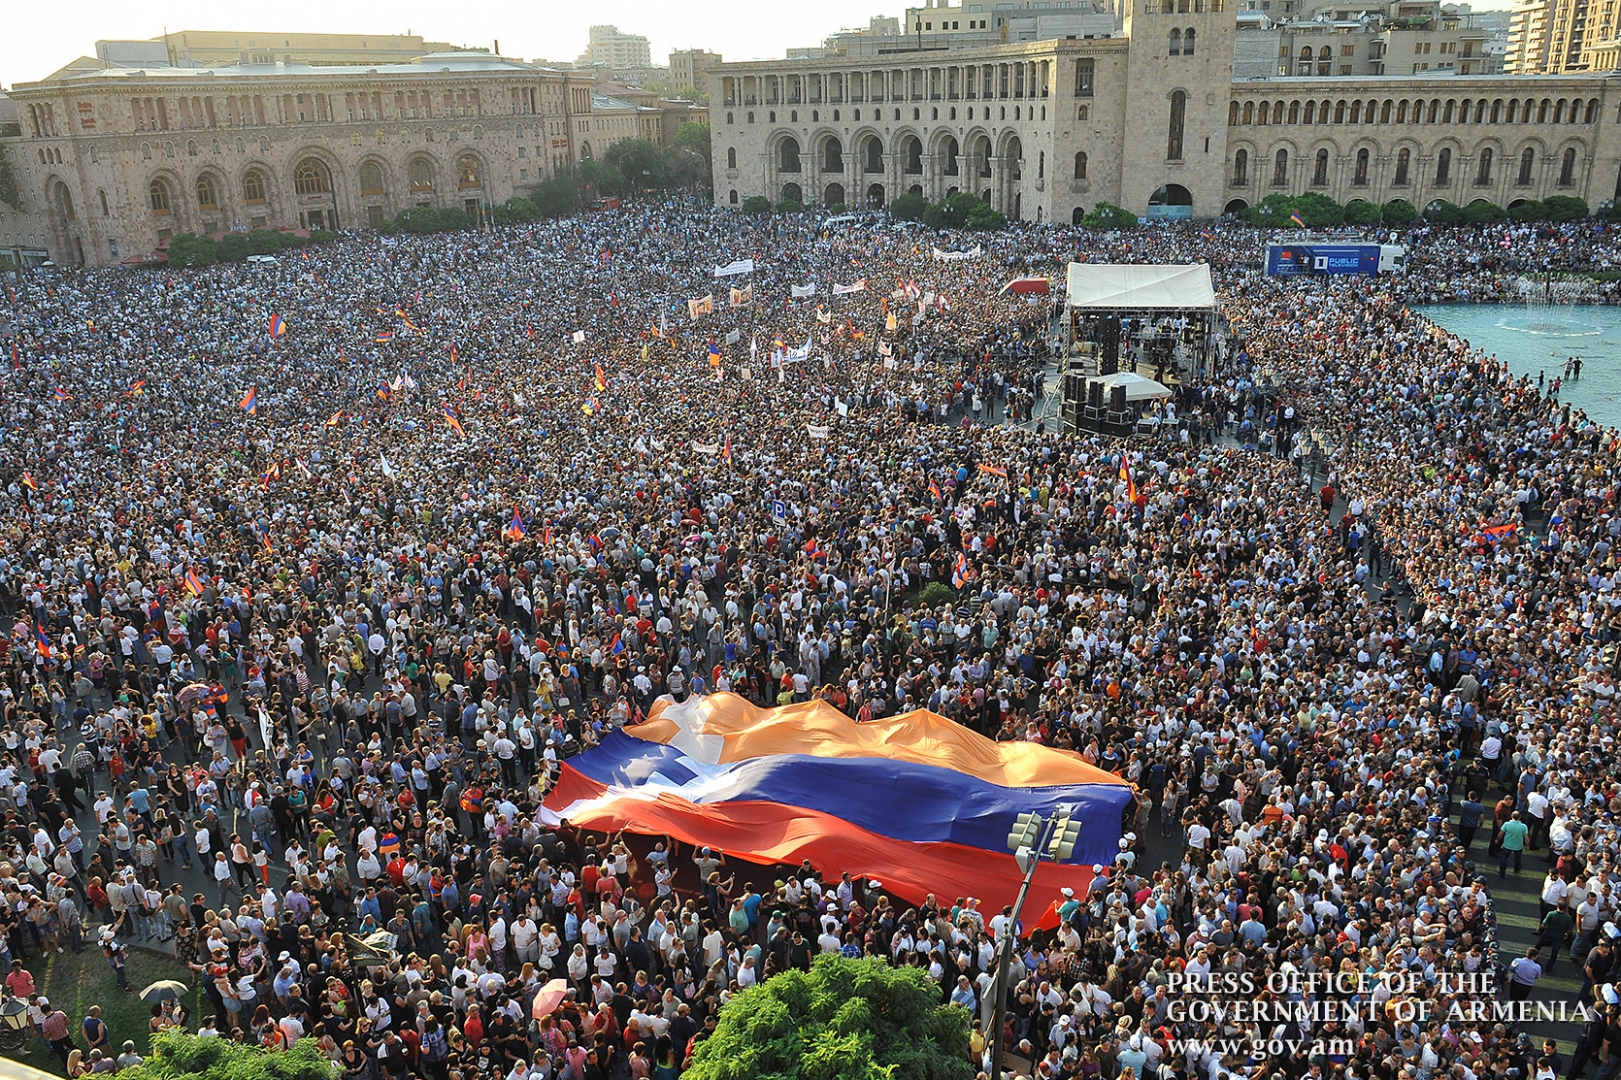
top-left (1, 53), bottom-right (626, 267)
top-left (709, 0), bottom-right (1621, 221)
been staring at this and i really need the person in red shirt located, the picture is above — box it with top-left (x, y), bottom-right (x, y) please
top-left (4, 960), bottom-right (34, 999)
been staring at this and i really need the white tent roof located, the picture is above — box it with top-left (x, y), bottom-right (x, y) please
top-left (1064, 263), bottom-right (1216, 310)
top-left (1093, 371), bottom-right (1174, 401)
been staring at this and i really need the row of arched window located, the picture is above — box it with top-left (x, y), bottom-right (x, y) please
top-left (1229, 144), bottom-right (1580, 189)
top-left (1229, 95), bottom-right (1602, 128)
top-left (143, 155), bottom-right (487, 217)
top-left (1168, 28), bottom-right (1197, 56)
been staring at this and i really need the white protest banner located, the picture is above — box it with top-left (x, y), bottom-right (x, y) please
top-left (791, 283), bottom-right (817, 298)
top-left (806, 424), bottom-right (830, 440)
top-left (832, 279), bottom-right (868, 295)
top-left (712, 259), bottom-right (756, 278)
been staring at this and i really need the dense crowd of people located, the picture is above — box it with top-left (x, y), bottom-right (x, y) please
top-left (2, 201), bottom-right (1621, 1080)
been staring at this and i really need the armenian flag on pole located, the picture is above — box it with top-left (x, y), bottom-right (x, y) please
top-left (503, 508), bottom-right (527, 542)
top-left (238, 387), bottom-right (258, 414)
top-left (268, 314), bottom-right (287, 339)
top-left (443, 408), bottom-right (466, 437)
top-left (184, 569), bottom-right (207, 597)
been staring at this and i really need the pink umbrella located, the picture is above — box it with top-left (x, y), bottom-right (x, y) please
top-left (531, 978), bottom-right (569, 1019)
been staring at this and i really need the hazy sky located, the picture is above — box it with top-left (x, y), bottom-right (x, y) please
top-left (4, 0), bottom-right (1514, 87)
top-left (4, 0), bottom-right (906, 86)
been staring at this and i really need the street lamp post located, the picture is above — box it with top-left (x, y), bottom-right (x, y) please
top-left (987, 809), bottom-right (1081, 1080)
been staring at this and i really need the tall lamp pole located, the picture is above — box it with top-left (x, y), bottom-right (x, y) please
top-left (988, 808), bottom-right (1081, 1080)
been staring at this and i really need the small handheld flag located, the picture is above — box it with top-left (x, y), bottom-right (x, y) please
top-left (326, 410), bottom-right (343, 427)
top-left (443, 408), bottom-right (466, 437)
top-left (929, 481), bottom-right (942, 501)
top-left (21, 472), bottom-right (37, 491)
top-left (1289, 210), bottom-right (1306, 228)
top-left (35, 623), bottom-right (51, 660)
top-left (238, 387), bottom-right (258, 414)
top-left (504, 508), bottom-right (527, 542)
top-left (184, 569), bottom-right (207, 597)
top-left (268, 314), bottom-right (286, 339)
top-left (53, 387), bottom-right (71, 402)
top-left (376, 331), bottom-right (394, 343)
top-left (595, 364), bottom-right (607, 392)
top-left (722, 435), bottom-right (733, 463)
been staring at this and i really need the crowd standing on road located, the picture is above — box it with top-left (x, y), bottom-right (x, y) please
top-left (2, 204), bottom-right (1621, 1080)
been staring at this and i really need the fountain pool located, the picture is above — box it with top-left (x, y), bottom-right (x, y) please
top-left (1416, 304), bottom-right (1621, 430)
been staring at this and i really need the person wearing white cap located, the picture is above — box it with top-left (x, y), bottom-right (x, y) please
top-left (1058, 887), bottom-right (1080, 924)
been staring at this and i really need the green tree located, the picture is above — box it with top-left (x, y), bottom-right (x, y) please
top-left (1082, 201), bottom-right (1139, 230)
top-left (923, 191), bottom-right (982, 230)
top-left (580, 157), bottom-right (625, 198)
top-left (1245, 193), bottom-right (1296, 227)
top-left (1424, 199), bottom-right (1465, 225)
top-left (531, 177), bottom-right (580, 217)
top-left (1291, 191), bottom-right (1344, 227)
top-left (605, 139), bottom-right (668, 190)
top-left (164, 233), bottom-right (218, 268)
top-left (665, 147), bottom-right (712, 191)
top-left (1541, 194), bottom-right (1589, 222)
top-left (1461, 200), bottom-right (1507, 225)
top-left (216, 232), bottom-right (251, 262)
top-left (1342, 200), bottom-right (1381, 226)
top-left (742, 195), bottom-right (772, 214)
top-left (967, 202), bottom-right (1008, 231)
top-left (1381, 199), bottom-right (1419, 227)
top-left (775, 199), bottom-right (806, 214)
top-left (117, 1030), bottom-right (337, 1080)
top-left (1599, 201), bottom-right (1621, 222)
top-left (0, 143), bottom-right (20, 211)
top-left (673, 121), bottom-right (712, 160)
top-left (684, 955), bottom-right (973, 1080)
top-left (889, 192), bottom-right (930, 221)
top-left (491, 197), bottom-right (538, 225)
top-left (1507, 199), bottom-right (1545, 223)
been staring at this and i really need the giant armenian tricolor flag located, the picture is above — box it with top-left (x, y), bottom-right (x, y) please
top-left (542, 694), bottom-right (1133, 910)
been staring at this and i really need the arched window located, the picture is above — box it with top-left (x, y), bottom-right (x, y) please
top-left (458, 156), bottom-right (482, 188)
top-left (196, 175), bottom-right (219, 211)
top-left (1394, 148), bottom-right (1410, 186)
top-left (778, 137), bottom-right (801, 172)
top-left (1312, 148), bottom-right (1329, 185)
top-left (243, 170), bottom-right (267, 205)
top-left (1288, 101), bottom-right (1299, 124)
top-left (410, 159), bottom-right (434, 193)
top-left (727, 147), bottom-right (737, 169)
top-left (1303, 101), bottom-right (1316, 125)
top-left (1229, 101), bottom-right (1239, 126)
top-left (1586, 99), bottom-right (1600, 124)
top-left (1169, 28), bottom-right (1182, 56)
top-left (1184, 28), bottom-right (1196, 55)
top-left (1435, 147), bottom-right (1451, 184)
top-left (1231, 148), bottom-right (1248, 186)
top-left (1242, 101), bottom-right (1254, 125)
top-left (1517, 147), bottom-right (1535, 185)
top-left (1073, 151), bottom-right (1088, 180)
top-left (1475, 147), bottom-right (1493, 185)
top-left (729, 189), bottom-right (738, 204)
top-left (1396, 100), bottom-right (1408, 123)
top-left (1167, 90), bottom-right (1186, 161)
top-left (360, 162), bottom-right (384, 197)
top-left (863, 136), bottom-right (884, 173)
top-left (1380, 100), bottom-right (1392, 123)
top-left (294, 158), bottom-right (331, 196)
top-left (149, 179), bottom-right (172, 215)
top-left (98, 189), bottom-right (109, 216)
top-left (1353, 148), bottom-right (1369, 186)
top-left (1490, 100), bottom-right (1502, 123)
top-left (1272, 148), bottom-right (1288, 186)
top-left (1559, 147), bottom-right (1577, 186)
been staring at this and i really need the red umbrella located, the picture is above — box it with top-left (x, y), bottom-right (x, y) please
top-left (531, 978), bottom-right (569, 1020)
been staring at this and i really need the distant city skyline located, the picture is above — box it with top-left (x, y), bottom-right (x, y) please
top-left (5, 0), bottom-right (887, 86)
top-left (5, 0), bottom-right (1513, 88)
